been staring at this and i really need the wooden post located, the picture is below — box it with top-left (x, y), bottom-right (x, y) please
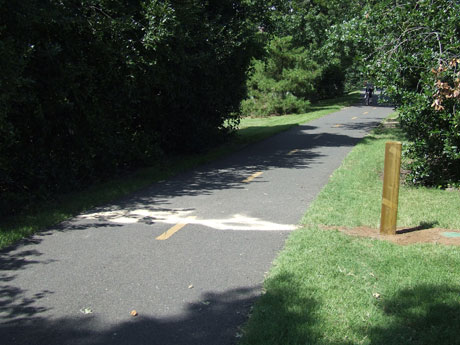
top-left (380, 141), bottom-right (402, 235)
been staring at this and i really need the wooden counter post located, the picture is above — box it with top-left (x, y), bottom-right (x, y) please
top-left (380, 141), bottom-right (402, 235)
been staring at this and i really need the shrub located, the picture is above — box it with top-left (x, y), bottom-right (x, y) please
top-left (362, 0), bottom-right (460, 186)
top-left (0, 0), bottom-right (260, 216)
top-left (241, 36), bottom-right (320, 117)
top-left (399, 62), bottom-right (460, 186)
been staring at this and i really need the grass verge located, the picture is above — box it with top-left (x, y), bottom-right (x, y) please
top-left (239, 91), bottom-right (360, 143)
top-left (239, 119), bottom-right (460, 345)
top-left (0, 92), bottom-right (360, 249)
top-left (302, 123), bottom-right (460, 229)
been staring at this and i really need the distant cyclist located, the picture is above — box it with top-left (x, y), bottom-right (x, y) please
top-left (364, 82), bottom-right (374, 105)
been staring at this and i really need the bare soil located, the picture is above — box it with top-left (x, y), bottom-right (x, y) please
top-left (320, 225), bottom-right (460, 246)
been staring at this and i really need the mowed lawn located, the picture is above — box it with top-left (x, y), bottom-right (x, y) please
top-left (239, 120), bottom-right (460, 345)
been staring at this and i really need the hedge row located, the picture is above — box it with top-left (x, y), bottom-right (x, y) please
top-left (0, 0), bottom-right (259, 216)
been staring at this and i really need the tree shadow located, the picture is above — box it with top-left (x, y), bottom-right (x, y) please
top-left (339, 120), bottom-right (385, 132)
top-left (239, 272), bottom-right (354, 345)
top-left (56, 121), bottom-right (376, 232)
top-left (1, 104), bottom-right (389, 237)
top-left (367, 284), bottom-right (460, 345)
top-left (55, 222), bottom-right (125, 231)
top-left (0, 284), bottom-right (53, 323)
top-left (1, 286), bottom-right (261, 345)
top-left (0, 102), bottom-right (394, 345)
top-left (0, 244), bottom-right (55, 326)
top-left (0, 236), bottom-right (58, 276)
top-left (112, 124), bottom-right (368, 206)
top-left (240, 278), bottom-right (460, 345)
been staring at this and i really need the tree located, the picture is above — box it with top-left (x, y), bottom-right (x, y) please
top-left (242, 0), bottom-right (364, 117)
top-left (362, 0), bottom-right (460, 186)
top-left (241, 36), bottom-right (321, 116)
top-left (0, 0), bottom-right (263, 216)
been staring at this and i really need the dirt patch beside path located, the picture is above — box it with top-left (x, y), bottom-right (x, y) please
top-left (320, 225), bottom-right (460, 246)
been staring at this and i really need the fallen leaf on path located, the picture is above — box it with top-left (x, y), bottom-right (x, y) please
top-left (80, 307), bottom-right (93, 314)
top-left (130, 310), bottom-right (138, 316)
top-left (188, 284), bottom-right (194, 289)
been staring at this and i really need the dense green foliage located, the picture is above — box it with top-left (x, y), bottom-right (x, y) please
top-left (306, 0), bottom-right (460, 186)
top-left (0, 0), bottom-right (260, 216)
top-left (241, 0), bottom-right (361, 117)
top-left (241, 36), bottom-right (320, 116)
top-left (361, 0), bottom-right (460, 186)
top-left (243, 0), bottom-right (459, 182)
top-left (1, 0), bottom-right (458, 218)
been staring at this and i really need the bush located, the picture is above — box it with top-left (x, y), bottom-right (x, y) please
top-left (0, 0), bottom-right (260, 216)
top-left (241, 36), bottom-right (320, 117)
top-left (399, 63), bottom-right (460, 186)
top-left (362, 0), bottom-right (460, 186)
top-left (313, 63), bottom-right (346, 101)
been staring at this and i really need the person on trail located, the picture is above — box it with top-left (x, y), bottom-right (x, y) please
top-left (365, 82), bottom-right (374, 105)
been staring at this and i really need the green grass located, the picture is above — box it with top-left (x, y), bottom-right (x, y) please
top-left (239, 121), bottom-right (460, 345)
top-left (239, 91), bottom-right (360, 142)
top-left (302, 123), bottom-right (460, 229)
top-left (0, 92), bottom-right (359, 249)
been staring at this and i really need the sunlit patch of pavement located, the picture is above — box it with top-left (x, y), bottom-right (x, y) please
top-left (78, 209), bottom-right (297, 231)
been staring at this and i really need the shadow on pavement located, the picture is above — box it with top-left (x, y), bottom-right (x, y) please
top-left (1, 286), bottom-right (258, 345)
top-left (338, 121), bottom-right (384, 132)
top-left (0, 115), bottom-right (387, 239)
top-left (0, 244), bottom-right (55, 327)
top-left (107, 125), bottom-right (370, 212)
top-left (0, 102), bottom-right (392, 345)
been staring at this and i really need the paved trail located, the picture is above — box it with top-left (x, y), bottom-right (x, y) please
top-left (0, 101), bottom-right (393, 345)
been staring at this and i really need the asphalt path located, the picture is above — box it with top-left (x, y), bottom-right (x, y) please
top-left (0, 99), bottom-right (394, 345)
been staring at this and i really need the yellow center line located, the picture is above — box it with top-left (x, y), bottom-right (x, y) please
top-left (287, 149), bottom-right (299, 155)
top-left (333, 124), bottom-right (343, 128)
top-left (242, 171), bottom-right (263, 183)
top-left (156, 216), bottom-right (196, 240)
top-left (363, 111), bottom-right (369, 115)
top-left (352, 116), bottom-right (358, 120)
